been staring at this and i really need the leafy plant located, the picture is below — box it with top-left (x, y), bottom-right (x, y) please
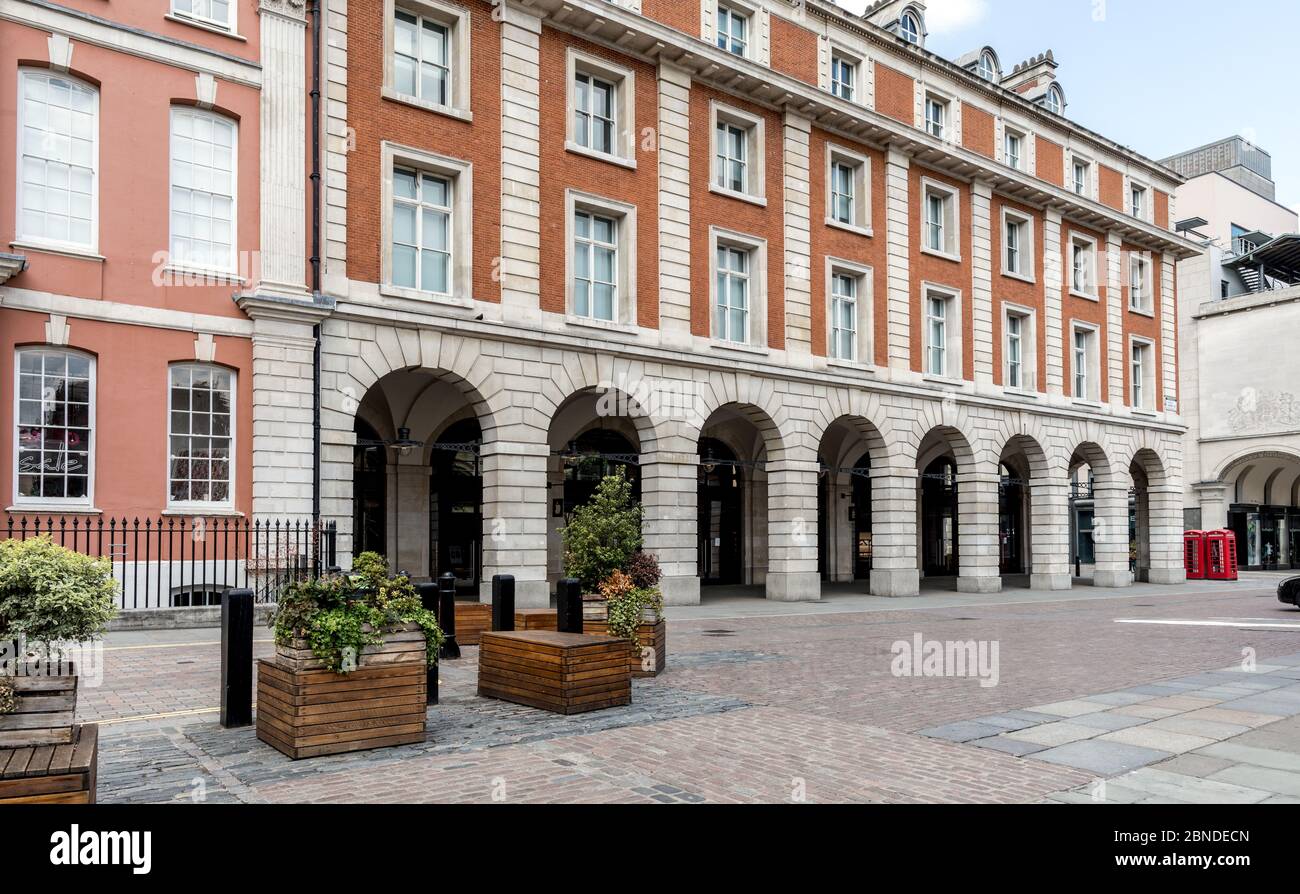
top-left (0, 675), bottom-right (15, 715)
top-left (270, 551), bottom-right (444, 674)
top-left (601, 570), bottom-right (663, 657)
top-left (561, 469), bottom-right (643, 592)
top-left (0, 536), bottom-right (117, 654)
top-left (625, 551), bottom-right (662, 590)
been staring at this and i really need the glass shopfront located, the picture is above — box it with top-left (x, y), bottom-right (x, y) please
top-left (1229, 504), bottom-right (1297, 570)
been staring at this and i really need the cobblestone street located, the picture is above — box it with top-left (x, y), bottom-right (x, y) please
top-left (87, 574), bottom-right (1300, 804)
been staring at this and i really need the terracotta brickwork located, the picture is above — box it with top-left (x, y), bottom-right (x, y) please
top-left (1121, 241), bottom-right (1163, 405)
top-left (1061, 222), bottom-right (1110, 399)
top-left (1099, 164), bottom-right (1124, 212)
top-left (909, 166), bottom-right (974, 381)
top-left (1154, 190), bottom-right (1171, 230)
top-left (874, 63), bottom-right (916, 126)
top-left (1036, 137), bottom-right (1064, 188)
top-left (962, 104), bottom-right (996, 160)
top-left (769, 15), bottom-right (820, 86)
top-left (990, 195), bottom-right (1047, 390)
top-left (808, 128), bottom-right (888, 362)
top-left (537, 30), bottom-right (661, 327)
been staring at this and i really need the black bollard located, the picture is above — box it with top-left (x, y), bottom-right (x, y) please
top-left (438, 572), bottom-right (461, 660)
top-left (556, 578), bottom-right (583, 634)
top-left (492, 575), bottom-right (515, 631)
top-left (220, 588), bottom-right (254, 728)
top-left (416, 582), bottom-right (440, 704)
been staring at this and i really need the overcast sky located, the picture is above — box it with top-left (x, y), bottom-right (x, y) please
top-left (835, 0), bottom-right (1300, 217)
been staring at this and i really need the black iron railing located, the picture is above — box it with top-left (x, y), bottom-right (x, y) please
top-left (2, 515), bottom-right (337, 610)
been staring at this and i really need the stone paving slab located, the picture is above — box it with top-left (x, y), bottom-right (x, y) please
top-left (1098, 727), bottom-right (1217, 755)
top-left (1005, 721), bottom-right (1098, 747)
top-left (1033, 741), bottom-right (1172, 776)
top-left (1068, 712), bottom-right (1150, 732)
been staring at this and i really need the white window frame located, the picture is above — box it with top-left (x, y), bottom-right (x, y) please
top-left (168, 106), bottom-right (239, 276)
top-left (1071, 156), bottom-right (1092, 197)
top-left (1129, 337), bottom-right (1155, 411)
top-left (1003, 127), bottom-right (1024, 171)
top-left (1130, 181), bottom-right (1149, 222)
top-left (1002, 303), bottom-right (1037, 392)
top-left (1128, 250), bottom-right (1153, 314)
top-left (379, 141), bottom-right (473, 306)
top-left (12, 347), bottom-right (96, 510)
top-left (170, 0), bottom-right (236, 33)
top-left (920, 177), bottom-right (961, 261)
top-left (709, 227), bottom-right (768, 351)
top-left (924, 93), bottom-right (948, 140)
top-left (830, 51), bottom-right (857, 102)
top-left (825, 143), bottom-right (872, 236)
top-left (825, 257), bottom-right (874, 366)
top-left (167, 363), bottom-right (237, 511)
top-left (1070, 322), bottom-right (1101, 403)
top-left (565, 48), bottom-right (637, 168)
top-left (921, 282), bottom-right (963, 380)
top-left (1043, 85), bottom-right (1063, 116)
top-left (1000, 206), bottom-right (1034, 282)
top-left (716, 3), bottom-right (751, 59)
top-left (564, 189), bottom-right (637, 330)
top-left (15, 69), bottom-right (100, 255)
top-left (1069, 231), bottom-right (1100, 300)
top-left (710, 101), bottom-right (766, 205)
top-left (382, 0), bottom-right (473, 121)
top-left (899, 9), bottom-right (922, 45)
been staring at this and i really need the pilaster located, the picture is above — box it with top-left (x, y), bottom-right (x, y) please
top-left (884, 148), bottom-right (912, 372)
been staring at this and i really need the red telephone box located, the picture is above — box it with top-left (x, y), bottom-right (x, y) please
top-left (1205, 530), bottom-right (1239, 581)
top-left (1184, 530), bottom-right (1206, 580)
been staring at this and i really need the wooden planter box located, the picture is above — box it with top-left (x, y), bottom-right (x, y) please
top-left (0, 723), bottom-right (98, 804)
top-left (256, 624), bottom-right (428, 760)
top-left (478, 631), bottom-right (631, 715)
top-left (583, 619), bottom-right (667, 678)
top-left (455, 602), bottom-right (492, 646)
top-left (514, 608), bottom-right (558, 631)
top-left (0, 664), bottom-right (78, 748)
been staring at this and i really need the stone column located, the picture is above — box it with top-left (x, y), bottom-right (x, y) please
top-left (970, 181), bottom-right (994, 385)
top-left (884, 148), bottom-right (911, 372)
top-left (479, 438), bottom-right (550, 607)
top-left (1146, 482), bottom-right (1185, 584)
top-left (870, 468), bottom-right (919, 597)
top-left (1029, 477), bottom-right (1072, 590)
top-left (957, 471), bottom-right (1002, 593)
top-left (254, 0), bottom-right (309, 300)
top-left (782, 111), bottom-right (813, 358)
top-left (499, 5), bottom-right (543, 326)
top-left (765, 454), bottom-right (821, 602)
top-left (1194, 482), bottom-right (1229, 531)
top-left (641, 446), bottom-right (700, 606)
top-left (656, 64), bottom-right (693, 349)
top-left (1105, 232), bottom-right (1124, 407)
top-left (1043, 209), bottom-right (1064, 396)
top-left (1092, 482), bottom-right (1133, 588)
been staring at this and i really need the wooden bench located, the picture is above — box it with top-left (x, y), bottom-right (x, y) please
top-left (0, 667), bottom-right (78, 748)
top-left (583, 619), bottom-right (667, 678)
top-left (478, 631), bottom-right (631, 715)
top-left (514, 608), bottom-right (558, 631)
top-left (0, 723), bottom-right (98, 804)
top-left (455, 602), bottom-right (492, 646)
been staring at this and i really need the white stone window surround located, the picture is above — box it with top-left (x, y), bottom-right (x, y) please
top-left (170, 0), bottom-right (236, 34)
top-left (564, 47), bottom-right (638, 169)
top-left (1068, 230), bottom-right (1101, 300)
top-left (379, 141), bottom-right (474, 307)
top-left (920, 281), bottom-right (964, 383)
top-left (708, 226), bottom-right (768, 353)
top-left (709, 100), bottom-right (767, 206)
top-left (825, 256), bottom-right (874, 368)
top-left (11, 347), bottom-right (96, 511)
top-left (1127, 249), bottom-right (1154, 316)
top-left (702, 0), bottom-right (770, 66)
top-left (995, 115), bottom-right (1036, 176)
top-left (1128, 335), bottom-right (1156, 412)
top-left (1069, 319), bottom-right (1102, 404)
top-left (1001, 301), bottom-right (1038, 393)
top-left (381, 0), bottom-right (473, 123)
top-left (824, 142), bottom-right (873, 236)
top-left (1002, 125), bottom-right (1025, 171)
top-left (999, 205), bottom-right (1034, 283)
top-left (15, 69), bottom-right (100, 258)
top-left (919, 175), bottom-right (961, 262)
top-left (168, 106), bottom-right (239, 276)
top-left (166, 362), bottom-right (236, 511)
top-left (1129, 178), bottom-right (1151, 223)
top-left (829, 46), bottom-right (861, 103)
top-left (563, 189), bottom-right (638, 331)
top-left (1066, 149), bottom-right (1097, 201)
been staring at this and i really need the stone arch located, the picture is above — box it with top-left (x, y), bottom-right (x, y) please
top-left (805, 388), bottom-right (899, 469)
top-left (1212, 446), bottom-right (1300, 486)
top-left (907, 399), bottom-right (978, 472)
top-left (694, 371), bottom-right (788, 460)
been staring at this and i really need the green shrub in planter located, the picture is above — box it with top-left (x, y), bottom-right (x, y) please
top-left (561, 469), bottom-right (643, 592)
top-left (270, 551), bottom-right (443, 674)
top-left (0, 675), bottom-right (15, 715)
top-left (0, 536), bottom-right (117, 656)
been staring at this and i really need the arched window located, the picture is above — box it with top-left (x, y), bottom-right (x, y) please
top-left (14, 348), bottom-right (94, 506)
top-left (899, 10), bottom-right (921, 45)
top-left (168, 363), bottom-right (234, 507)
top-left (977, 52), bottom-right (997, 81)
top-left (17, 69), bottom-right (99, 251)
top-left (1044, 85), bottom-right (1064, 115)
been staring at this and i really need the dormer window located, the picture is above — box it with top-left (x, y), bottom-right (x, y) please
top-left (899, 10), bottom-right (921, 45)
top-left (976, 51), bottom-right (997, 81)
top-left (1043, 84), bottom-right (1064, 115)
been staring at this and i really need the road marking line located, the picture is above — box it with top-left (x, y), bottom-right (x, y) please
top-left (97, 706), bottom-right (224, 725)
top-left (1116, 618), bottom-right (1300, 630)
top-left (104, 639), bottom-right (273, 652)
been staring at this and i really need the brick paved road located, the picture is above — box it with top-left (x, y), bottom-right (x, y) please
top-left (83, 575), bottom-right (1300, 803)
